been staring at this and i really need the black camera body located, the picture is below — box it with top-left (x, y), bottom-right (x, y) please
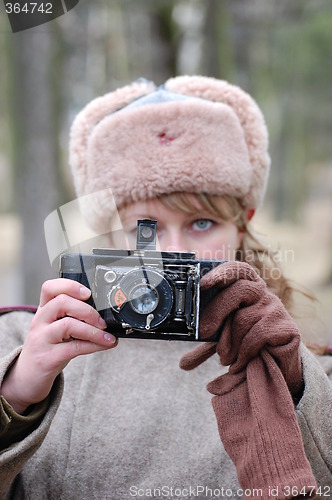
top-left (59, 220), bottom-right (225, 341)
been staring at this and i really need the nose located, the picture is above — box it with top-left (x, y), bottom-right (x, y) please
top-left (157, 229), bottom-right (189, 253)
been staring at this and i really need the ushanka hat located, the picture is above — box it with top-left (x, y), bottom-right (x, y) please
top-left (69, 75), bottom-right (270, 233)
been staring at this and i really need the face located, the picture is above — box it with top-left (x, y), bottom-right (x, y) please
top-left (112, 197), bottom-right (242, 261)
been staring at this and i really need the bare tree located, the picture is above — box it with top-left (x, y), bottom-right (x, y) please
top-left (10, 27), bottom-right (62, 304)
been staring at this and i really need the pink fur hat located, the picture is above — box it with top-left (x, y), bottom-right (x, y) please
top-left (69, 76), bottom-right (270, 233)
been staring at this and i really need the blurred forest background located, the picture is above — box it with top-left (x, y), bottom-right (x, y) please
top-left (0, 0), bottom-right (331, 343)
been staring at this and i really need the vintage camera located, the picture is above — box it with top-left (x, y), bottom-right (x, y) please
top-left (59, 219), bottom-right (226, 341)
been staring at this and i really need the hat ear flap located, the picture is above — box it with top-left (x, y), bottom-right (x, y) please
top-left (164, 76), bottom-right (270, 209)
top-left (69, 79), bottom-right (156, 197)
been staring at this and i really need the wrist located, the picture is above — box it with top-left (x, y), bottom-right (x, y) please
top-left (1, 360), bottom-right (35, 414)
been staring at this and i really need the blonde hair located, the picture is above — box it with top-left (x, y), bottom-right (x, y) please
top-left (156, 192), bottom-right (297, 313)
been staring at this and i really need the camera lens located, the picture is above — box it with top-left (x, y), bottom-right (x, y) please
top-left (129, 285), bottom-right (159, 314)
top-left (140, 226), bottom-right (153, 240)
top-left (108, 267), bottom-right (173, 330)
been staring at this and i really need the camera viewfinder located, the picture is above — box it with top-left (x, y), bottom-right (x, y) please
top-left (136, 219), bottom-right (157, 250)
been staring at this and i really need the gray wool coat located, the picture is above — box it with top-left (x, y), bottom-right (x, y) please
top-left (0, 311), bottom-right (332, 500)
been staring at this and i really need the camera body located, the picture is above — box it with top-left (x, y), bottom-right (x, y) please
top-left (59, 220), bottom-right (225, 341)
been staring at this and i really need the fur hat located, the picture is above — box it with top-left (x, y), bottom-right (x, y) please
top-left (69, 76), bottom-right (270, 233)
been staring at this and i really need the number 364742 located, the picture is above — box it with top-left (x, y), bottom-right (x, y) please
top-left (5, 3), bottom-right (53, 14)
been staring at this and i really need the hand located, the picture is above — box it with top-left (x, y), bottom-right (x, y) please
top-left (179, 261), bottom-right (316, 496)
top-left (180, 261), bottom-right (303, 397)
top-left (1, 278), bottom-right (118, 414)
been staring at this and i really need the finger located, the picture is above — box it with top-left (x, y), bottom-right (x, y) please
top-left (37, 294), bottom-right (106, 330)
top-left (48, 316), bottom-right (117, 346)
top-left (179, 342), bottom-right (217, 371)
top-left (207, 370), bottom-right (246, 396)
top-left (43, 331), bottom-right (118, 369)
top-left (54, 337), bottom-right (118, 363)
top-left (39, 278), bottom-right (91, 307)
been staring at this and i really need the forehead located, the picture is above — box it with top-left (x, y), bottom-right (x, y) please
top-left (120, 195), bottom-right (205, 220)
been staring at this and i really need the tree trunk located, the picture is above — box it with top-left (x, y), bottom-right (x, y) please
top-left (10, 27), bottom-right (62, 304)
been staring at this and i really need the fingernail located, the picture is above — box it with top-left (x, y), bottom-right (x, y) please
top-left (80, 287), bottom-right (91, 299)
top-left (99, 316), bottom-right (107, 329)
top-left (104, 332), bottom-right (116, 343)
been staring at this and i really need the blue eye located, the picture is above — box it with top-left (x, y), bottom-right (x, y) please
top-left (192, 219), bottom-right (213, 231)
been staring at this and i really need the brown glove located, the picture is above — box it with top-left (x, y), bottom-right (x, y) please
top-left (180, 261), bottom-right (316, 499)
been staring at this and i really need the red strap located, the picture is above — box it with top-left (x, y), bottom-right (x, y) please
top-left (0, 305), bottom-right (38, 316)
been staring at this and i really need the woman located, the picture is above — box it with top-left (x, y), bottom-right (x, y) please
top-left (1, 76), bottom-right (331, 499)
